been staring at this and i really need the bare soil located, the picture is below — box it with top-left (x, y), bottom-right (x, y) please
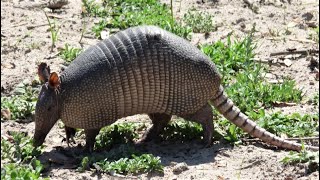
top-left (1, 0), bottom-right (319, 179)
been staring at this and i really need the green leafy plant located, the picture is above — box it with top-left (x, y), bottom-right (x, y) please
top-left (281, 144), bottom-right (319, 173)
top-left (160, 119), bottom-right (203, 142)
top-left (201, 33), bottom-right (302, 113)
top-left (87, 0), bottom-right (191, 39)
top-left (254, 110), bottom-right (318, 138)
top-left (200, 34), bottom-right (256, 83)
top-left (82, 0), bottom-right (110, 17)
top-left (95, 154), bottom-right (163, 174)
top-left (1, 83), bottom-right (39, 120)
top-left (1, 158), bottom-right (48, 180)
top-left (308, 93), bottom-right (319, 107)
top-left (59, 43), bottom-right (83, 63)
top-left (95, 123), bottom-right (142, 149)
top-left (183, 9), bottom-right (215, 33)
top-left (76, 144), bottom-right (163, 174)
top-left (1, 131), bottom-right (43, 163)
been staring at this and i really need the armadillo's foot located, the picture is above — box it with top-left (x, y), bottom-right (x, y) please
top-left (64, 126), bottom-right (76, 147)
top-left (181, 103), bottom-right (214, 147)
top-left (84, 128), bottom-right (100, 152)
top-left (137, 113), bottom-right (172, 144)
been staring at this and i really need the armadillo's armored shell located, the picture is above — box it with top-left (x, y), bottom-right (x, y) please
top-left (59, 26), bottom-right (221, 129)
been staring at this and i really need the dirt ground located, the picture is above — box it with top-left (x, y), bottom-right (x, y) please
top-left (1, 0), bottom-right (319, 179)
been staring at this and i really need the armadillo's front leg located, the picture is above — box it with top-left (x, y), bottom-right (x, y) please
top-left (181, 103), bottom-right (214, 147)
top-left (84, 129), bottom-right (100, 152)
top-left (137, 113), bottom-right (172, 144)
top-left (65, 126), bottom-right (76, 147)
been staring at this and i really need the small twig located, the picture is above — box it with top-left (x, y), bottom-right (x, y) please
top-left (242, 137), bottom-right (319, 142)
top-left (270, 49), bottom-right (319, 56)
top-left (266, 37), bottom-right (317, 44)
top-left (285, 137), bottom-right (319, 141)
top-left (26, 23), bottom-right (49, 30)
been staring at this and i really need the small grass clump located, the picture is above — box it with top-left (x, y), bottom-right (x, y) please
top-left (1, 82), bottom-right (39, 120)
top-left (308, 93), bottom-right (319, 107)
top-left (95, 122), bottom-right (142, 149)
top-left (309, 26), bottom-right (319, 43)
top-left (95, 154), bottom-right (163, 174)
top-left (59, 43), bottom-right (83, 64)
top-left (1, 158), bottom-right (48, 180)
top-left (77, 144), bottom-right (163, 175)
top-left (253, 110), bottom-right (319, 138)
top-left (217, 109), bottom-right (319, 143)
top-left (183, 9), bottom-right (215, 33)
top-left (160, 118), bottom-right (203, 142)
top-left (43, 10), bottom-right (61, 52)
top-left (281, 144), bottom-right (319, 173)
top-left (82, 0), bottom-right (109, 17)
top-left (83, 0), bottom-right (192, 39)
top-left (1, 131), bottom-right (43, 163)
top-left (201, 33), bottom-right (302, 112)
top-left (1, 131), bottom-right (47, 180)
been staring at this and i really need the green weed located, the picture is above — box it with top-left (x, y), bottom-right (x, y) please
top-left (1, 82), bottom-right (39, 120)
top-left (183, 9), bottom-right (215, 33)
top-left (200, 34), bottom-right (256, 83)
top-left (160, 118), bottom-right (203, 142)
top-left (59, 43), bottom-right (83, 64)
top-left (1, 131), bottom-right (43, 163)
top-left (308, 93), bottom-right (319, 107)
top-left (201, 34), bottom-right (302, 112)
top-left (95, 123), bottom-right (142, 149)
top-left (309, 26), bottom-right (319, 43)
top-left (253, 110), bottom-right (318, 138)
top-left (43, 10), bottom-right (61, 52)
top-left (281, 144), bottom-right (319, 173)
top-left (95, 154), bottom-right (163, 174)
top-left (86, 0), bottom-right (191, 39)
top-left (1, 158), bottom-right (48, 180)
top-left (82, 0), bottom-right (109, 17)
top-left (77, 144), bottom-right (163, 174)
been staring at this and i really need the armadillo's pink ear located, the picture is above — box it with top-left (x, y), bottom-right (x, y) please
top-left (38, 63), bottom-right (51, 83)
top-left (48, 72), bottom-right (60, 89)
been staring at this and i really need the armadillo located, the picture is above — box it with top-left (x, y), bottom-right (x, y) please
top-left (33, 25), bottom-right (319, 152)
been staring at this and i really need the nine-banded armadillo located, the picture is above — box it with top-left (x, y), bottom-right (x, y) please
top-left (33, 25), bottom-right (319, 152)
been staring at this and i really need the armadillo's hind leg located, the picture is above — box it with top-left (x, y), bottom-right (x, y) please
top-left (84, 128), bottom-right (100, 152)
top-left (181, 103), bottom-right (214, 147)
top-left (138, 113), bottom-right (172, 143)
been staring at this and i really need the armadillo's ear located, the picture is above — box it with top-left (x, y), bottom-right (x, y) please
top-left (38, 63), bottom-right (51, 83)
top-left (48, 72), bottom-right (60, 89)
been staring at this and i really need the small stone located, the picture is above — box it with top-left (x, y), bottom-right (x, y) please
top-left (283, 59), bottom-right (292, 67)
top-left (287, 22), bottom-right (297, 28)
top-left (302, 12), bottom-right (314, 21)
top-left (236, 18), bottom-right (246, 24)
top-left (1, 109), bottom-right (11, 120)
top-left (25, 49), bottom-right (31, 54)
top-left (100, 30), bottom-right (110, 40)
top-left (265, 73), bottom-right (274, 79)
top-left (170, 161), bottom-right (178, 166)
top-left (172, 162), bottom-right (188, 174)
top-left (239, 22), bottom-right (246, 29)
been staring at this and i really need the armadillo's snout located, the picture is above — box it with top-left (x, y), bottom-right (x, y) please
top-left (33, 131), bottom-right (46, 147)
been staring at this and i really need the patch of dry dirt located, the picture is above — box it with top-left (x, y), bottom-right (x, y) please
top-left (1, 0), bottom-right (319, 179)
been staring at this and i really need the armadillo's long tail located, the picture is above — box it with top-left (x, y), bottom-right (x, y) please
top-left (209, 85), bottom-right (319, 152)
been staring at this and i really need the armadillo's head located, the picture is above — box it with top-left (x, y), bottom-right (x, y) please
top-left (33, 71), bottom-right (61, 147)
